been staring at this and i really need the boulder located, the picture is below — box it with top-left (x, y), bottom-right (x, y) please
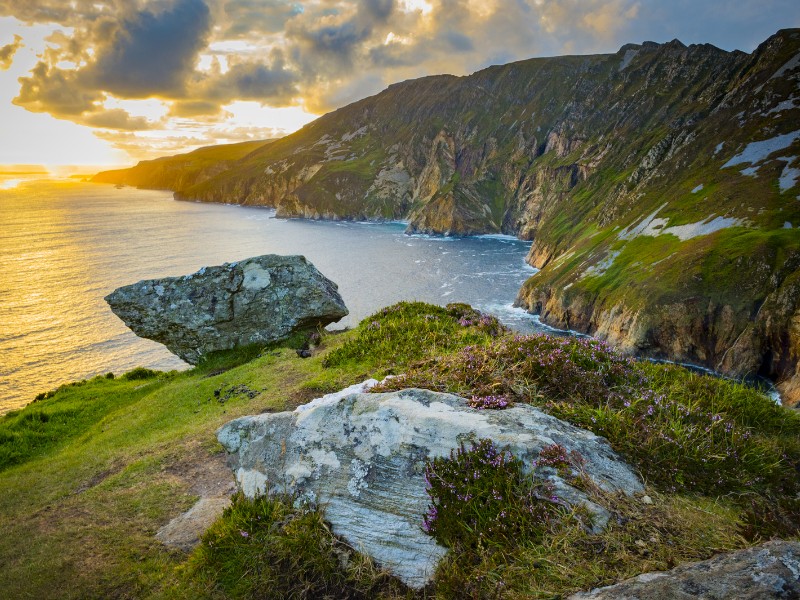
top-left (217, 384), bottom-right (643, 589)
top-left (568, 540), bottom-right (800, 599)
top-left (105, 254), bottom-right (348, 364)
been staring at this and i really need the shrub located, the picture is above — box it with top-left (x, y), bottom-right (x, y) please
top-left (375, 333), bottom-right (640, 405)
top-left (375, 332), bottom-right (800, 536)
top-left (122, 367), bottom-right (160, 381)
top-left (422, 439), bottom-right (565, 550)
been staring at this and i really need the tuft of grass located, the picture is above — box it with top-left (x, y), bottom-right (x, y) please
top-left (322, 301), bottom-right (504, 372)
top-left (375, 334), bottom-right (638, 403)
top-left (178, 492), bottom-right (409, 600)
top-left (433, 490), bottom-right (744, 599)
top-left (122, 366), bottom-right (162, 381)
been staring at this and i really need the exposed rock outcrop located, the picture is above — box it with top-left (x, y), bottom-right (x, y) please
top-left (105, 255), bottom-right (347, 364)
top-left (568, 540), bottom-right (800, 599)
top-left (217, 384), bottom-right (643, 589)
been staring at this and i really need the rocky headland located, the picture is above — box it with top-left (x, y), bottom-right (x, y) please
top-left (94, 29), bottom-right (800, 404)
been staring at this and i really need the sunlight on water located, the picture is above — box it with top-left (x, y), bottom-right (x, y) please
top-left (0, 180), bottom-right (546, 414)
top-left (0, 179), bottom-right (23, 190)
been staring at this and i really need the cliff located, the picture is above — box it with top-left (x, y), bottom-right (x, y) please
top-left (94, 29), bottom-right (800, 402)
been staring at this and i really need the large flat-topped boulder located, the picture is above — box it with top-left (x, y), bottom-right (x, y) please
top-left (105, 255), bottom-right (347, 364)
top-left (217, 385), bottom-right (643, 589)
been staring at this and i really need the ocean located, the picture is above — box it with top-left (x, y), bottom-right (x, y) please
top-left (0, 178), bottom-right (550, 414)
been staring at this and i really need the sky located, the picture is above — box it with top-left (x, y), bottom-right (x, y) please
top-left (0, 0), bottom-right (798, 169)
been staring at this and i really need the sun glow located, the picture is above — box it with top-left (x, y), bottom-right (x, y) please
top-left (399, 0), bottom-right (433, 14)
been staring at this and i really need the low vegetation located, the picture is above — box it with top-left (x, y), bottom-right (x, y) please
top-left (0, 301), bottom-right (798, 599)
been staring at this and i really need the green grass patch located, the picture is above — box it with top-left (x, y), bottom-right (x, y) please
top-left (177, 493), bottom-right (407, 599)
top-left (0, 370), bottom-right (170, 471)
top-left (322, 301), bottom-right (504, 372)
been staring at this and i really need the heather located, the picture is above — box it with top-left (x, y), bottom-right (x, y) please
top-left (369, 308), bottom-right (800, 536)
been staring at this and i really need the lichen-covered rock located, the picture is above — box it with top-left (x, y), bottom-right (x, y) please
top-left (105, 254), bottom-right (347, 364)
top-left (217, 385), bottom-right (643, 589)
top-left (568, 540), bottom-right (800, 599)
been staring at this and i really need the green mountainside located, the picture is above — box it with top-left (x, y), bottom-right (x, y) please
top-left (94, 29), bottom-right (800, 402)
top-left (92, 139), bottom-right (274, 191)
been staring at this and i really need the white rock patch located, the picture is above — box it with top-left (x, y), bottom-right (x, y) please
top-left (661, 216), bottom-right (743, 241)
top-left (766, 97), bottom-right (799, 115)
top-left (618, 204), bottom-right (743, 242)
top-left (778, 159), bottom-right (800, 191)
top-left (722, 130), bottom-right (800, 168)
top-left (771, 51), bottom-right (800, 80)
top-left (581, 251), bottom-right (621, 278)
top-left (619, 48), bottom-right (638, 71)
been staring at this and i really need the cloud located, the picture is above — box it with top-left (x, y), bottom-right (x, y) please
top-left (93, 124), bottom-right (286, 160)
top-left (221, 0), bottom-right (304, 37)
top-left (0, 33), bottom-right (22, 69)
top-left (85, 0), bottom-right (211, 97)
top-left (2, 0), bottom-right (799, 162)
top-left (15, 60), bottom-right (103, 115)
top-left (79, 108), bottom-right (155, 130)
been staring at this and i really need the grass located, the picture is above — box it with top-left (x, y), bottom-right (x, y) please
top-left (175, 493), bottom-right (407, 599)
top-left (0, 301), bottom-right (798, 599)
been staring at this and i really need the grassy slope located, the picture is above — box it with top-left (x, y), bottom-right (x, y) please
top-left (1, 302), bottom-right (798, 599)
top-left (91, 140), bottom-right (274, 191)
top-left (0, 342), bottom-right (351, 599)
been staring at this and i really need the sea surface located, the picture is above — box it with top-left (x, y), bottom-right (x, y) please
top-left (0, 178), bottom-right (551, 414)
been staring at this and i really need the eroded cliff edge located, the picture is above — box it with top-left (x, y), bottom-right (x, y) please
top-left (94, 29), bottom-right (800, 402)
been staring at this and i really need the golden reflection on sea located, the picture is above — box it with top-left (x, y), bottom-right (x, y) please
top-left (0, 179), bottom-right (538, 414)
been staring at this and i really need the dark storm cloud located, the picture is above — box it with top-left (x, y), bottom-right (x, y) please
top-left (86, 0), bottom-right (211, 96)
top-left (0, 33), bottom-right (21, 69)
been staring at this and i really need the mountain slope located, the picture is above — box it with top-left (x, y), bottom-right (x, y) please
top-left (94, 30), bottom-right (800, 402)
top-left (92, 139), bottom-right (274, 191)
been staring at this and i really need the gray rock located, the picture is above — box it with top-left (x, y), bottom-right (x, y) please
top-left (217, 384), bottom-right (643, 589)
top-left (156, 496), bottom-right (232, 551)
top-left (105, 254), bottom-right (348, 364)
top-left (568, 540), bottom-right (800, 599)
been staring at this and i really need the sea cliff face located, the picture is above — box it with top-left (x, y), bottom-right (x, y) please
top-left (94, 29), bottom-right (800, 402)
